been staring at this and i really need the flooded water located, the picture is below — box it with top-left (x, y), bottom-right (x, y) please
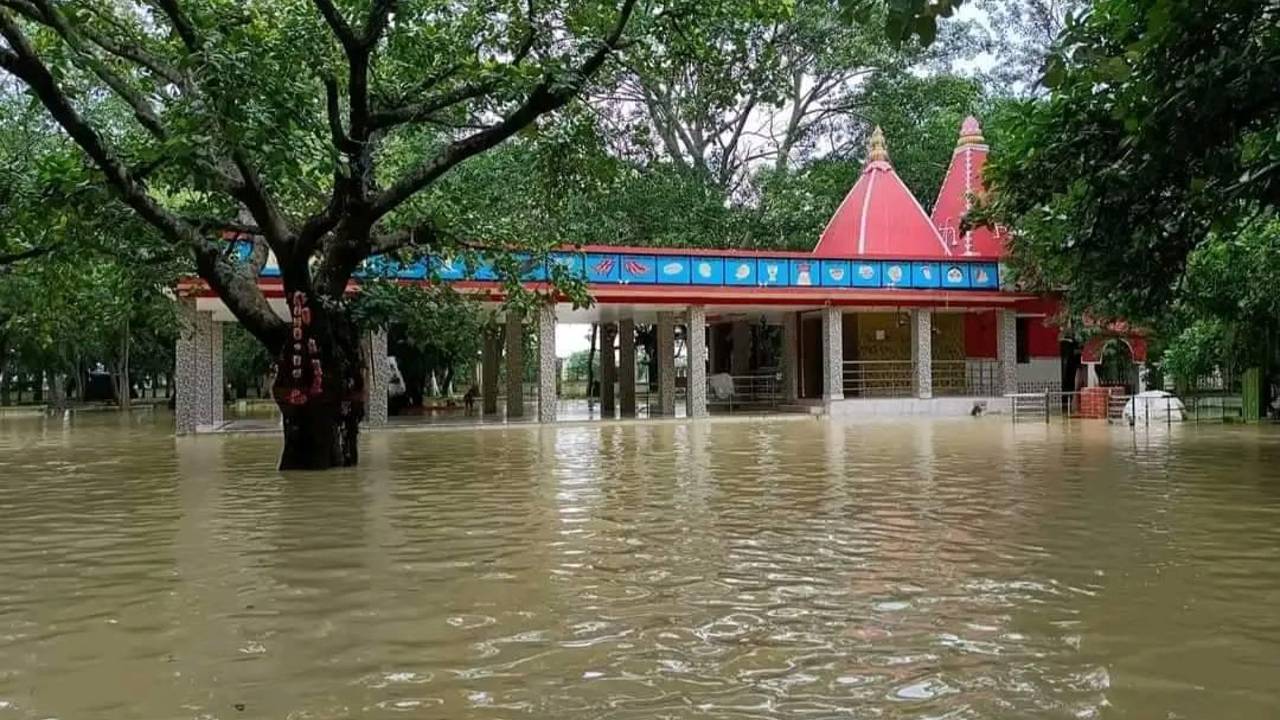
top-left (2, 413), bottom-right (1279, 719)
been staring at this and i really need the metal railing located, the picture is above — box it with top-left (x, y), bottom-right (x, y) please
top-left (842, 360), bottom-right (915, 397)
top-left (932, 360), bottom-right (1003, 397)
top-left (1009, 391), bottom-right (1082, 422)
top-left (707, 373), bottom-right (781, 413)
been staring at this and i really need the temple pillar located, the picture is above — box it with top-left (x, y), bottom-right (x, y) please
top-left (481, 323), bottom-right (500, 414)
top-left (1086, 362), bottom-right (1100, 388)
top-left (363, 329), bottom-right (389, 427)
top-left (911, 309), bottom-right (933, 400)
top-left (656, 311), bottom-right (677, 416)
top-left (619, 318), bottom-right (637, 417)
top-left (505, 311), bottom-right (524, 418)
top-left (600, 323), bottom-right (617, 417)
top-left (537, 303), bottom-right (557, 423)
top-left (731, 320), bottom-right (751, 376)
top-left (1137, 363), bottom-right (1149, 394)
top-left (686, 306), bottom-right (708, 418)
top-left (997, 309), bottom-right (1018, 394)
top-left (781, 312), bottom-right (799, 403)
top-left (175, 301), bottom-right (223, 434)
top-left (822, 305), bottom-right (844, 402)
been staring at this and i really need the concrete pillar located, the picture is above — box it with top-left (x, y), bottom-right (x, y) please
top-left (686, 306), bottom-right (708, 418)
top-left (781, 312), bottom-right (799, 403)
top-left (537, 303), bottom-right (557, 423)
top-left (997, 309), bottom-right (1018, 394)
top-left (911, 309), bottom-right (933, 400)
top-left (1086, 362), bottom-right (1100, 388)
top-left (175, 301), bottom-right (223, 433)
top-left (731, 320), bottom-right (751, 376)
top-left (822, 305), bottom-right (844, 402)
top-left (505, 311), bottom-right (524, 418)
top-left (175, 300), bottom-right (198, 434)
top-left (481, 324), bottom-right (500, 414)
top-left (364, 329), bottom-right (389, 427)
top-left (619, 318), bottom-right (636, 417)
top-left (600, 323), bottom-right (617, 417)
top-left (656, 311), bottom-right (677, 416)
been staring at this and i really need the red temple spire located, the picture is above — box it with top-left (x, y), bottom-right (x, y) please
top-left (931, 116), bottom-right (1006, 259)
top-left (812, 127), bottom-right (949, 259)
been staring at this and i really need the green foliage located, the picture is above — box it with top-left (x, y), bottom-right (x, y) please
top-left (350, 280), bottom-right (485, 383)
top-left (223, 324), bottom-right (273, 394)
top-left (984, 0), bottom-right (1280, 322)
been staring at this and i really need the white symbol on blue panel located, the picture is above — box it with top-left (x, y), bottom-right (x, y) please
top-left (795, 262), bottom-right (814, 286)
top-left (732, 262), bottom-right (752, 280)
top-left (827, 265), bottom-right (844, 283)
top-left (922, 266), bottom-right (933, 280)
top-left (857, 264), bottom-right (875, 280)
top-left (974, 267), bottom-right (990, 284)
top-left (886, 265), bottom-right (904, 284)
top-left (697, 261), bottom-right (713, 279)
top-left (662, 261), bottom-right (683, 275)
top-left (946, 266), bottom-right (964, 283)
top-left (764, 264), bottom-right (780, 283)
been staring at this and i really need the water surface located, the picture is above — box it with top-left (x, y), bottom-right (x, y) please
top-left (2, 413), bottom-right (1279, 719)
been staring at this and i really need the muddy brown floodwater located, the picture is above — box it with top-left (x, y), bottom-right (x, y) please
top-left (1, 413), bottom-right (1279, 719)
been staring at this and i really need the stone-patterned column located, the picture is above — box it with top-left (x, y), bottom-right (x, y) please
top-left (911, 309), bottom-right (933, 399)
top-left (537, 302), bottom-right (557, 423)
top-left (656, 311), bottom-right (677, 416)
top-left (997, 309), bottom-right (1018, 394)
top-left (600, 323), bottom-right (617, 417)
top-left (686, 306), bottom-right (708, 418)
top-left (175, 299), bottom-right (198, 434)
top-left (481, 324), bottom-right (501, 414)
top-left (619, 318), bottom-right (636, 417)
top-left (731, 320), bottom-right (752, 376)
top-left (822, 305), bottom-right (844, 402)
top-left (781, 312), bottom-right (799, 402)
top-left (505, 311), bottom-right (524, 418)
top-left (189, 312), bottom-right (223, 429)
top-left (364, 329), bottom-right (389, 427)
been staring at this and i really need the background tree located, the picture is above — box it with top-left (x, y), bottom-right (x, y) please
top-left (0, 0), bottom-right (663, 469)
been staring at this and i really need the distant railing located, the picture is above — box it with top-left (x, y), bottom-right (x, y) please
top-left (707, 373), bottom-right (780, 413)
top-left (1009, 391), bottom-right (1082, 422)
top-left (842, 360), bottom-right (915, 397)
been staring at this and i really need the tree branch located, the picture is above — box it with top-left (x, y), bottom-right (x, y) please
top-left (0, 10), bottom-right (286, 345)
top-left (311, 0), bottom-right (357, 51)
top-left (150, 0), bottom-right (199, 52)
top-left (369, 0), bottom-right (638, 221)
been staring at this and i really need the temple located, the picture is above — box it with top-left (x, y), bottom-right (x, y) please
top-left (173, 118), bottom-right (1150, 432)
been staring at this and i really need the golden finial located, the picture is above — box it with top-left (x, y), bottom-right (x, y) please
top-left (868, 126), bottom-right (889, 162)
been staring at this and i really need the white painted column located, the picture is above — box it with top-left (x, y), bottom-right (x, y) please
top-left (781, 312), bottom-right (799, 403)
top-left (997, 309), bottom-right (1018, 395)
top-left (1137, 363), bottom-right (1149, 394)
top-left (1086, 363), bottom-right (1100, 388)
top-left (537, 303), bottom-right (557, 423)
top-left (822, 305), bottom-right (844, 402)
top-left (656, 311), bottom-right (677, 416)
top-left (911, 309), bottom-right (933, 400)
top-left (686, 306), bottom-right (708, 418)
top-left (619, 318), bottom-right (637, 417)
top-left (505, 311), bottom-right (524, 418)
top-left (364, 329), bottom-right (389, 427)
top-left (600, 323), bottom-right (617, 417)
top-left (207, 319), bottom-right (223, 428)
top-left (481, 324), bottom-right (500, 414)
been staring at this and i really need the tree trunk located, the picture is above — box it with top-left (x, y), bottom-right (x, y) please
top-left (114, 318), bottom-right (132, 410)
top-left (272, 289), bottom-right (366, 471)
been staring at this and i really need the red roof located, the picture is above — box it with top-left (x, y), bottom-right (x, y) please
top-left (812, 127), bottom-right (950, 259)
top-left (931, 117), bottom-right (1007, 259)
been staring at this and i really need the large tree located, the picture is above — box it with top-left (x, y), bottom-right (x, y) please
top-left (977, 0), bottom-right (1280, 321)
top-left (0, 0), bottom-right (659, 469)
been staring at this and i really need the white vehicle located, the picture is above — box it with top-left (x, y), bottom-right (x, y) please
top-left (387, 356), bottom-right (406, 399)
top-left (1123, 390), bottom-right (1186, 423)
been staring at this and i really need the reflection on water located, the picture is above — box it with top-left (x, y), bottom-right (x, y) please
top-left (2, 413), bottom-right (1280, 718)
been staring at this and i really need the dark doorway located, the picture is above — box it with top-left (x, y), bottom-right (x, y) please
top-left (800, 315), bottom-right (822, 399)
